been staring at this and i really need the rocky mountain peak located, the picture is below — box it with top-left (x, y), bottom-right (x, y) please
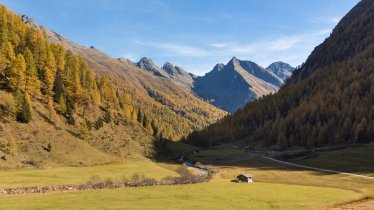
top-left (20, 15), bottom-right (39, 28)
top-left (212, 63), bottom-right (225, 72)
top-left (138, 57), bottom-right (154, 65)
top-left (162, 62), bottom-right (177, 74)
top-left (266, 61), bottom-right (294, 80)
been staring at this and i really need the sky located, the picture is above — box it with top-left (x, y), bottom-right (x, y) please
top-left (0, 0), bottom-right (359, 75)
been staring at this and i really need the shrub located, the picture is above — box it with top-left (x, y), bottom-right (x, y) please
top-left (87, 175), bottom-right (102, 185)
top-left (131, 173), bottom-right (140, 182)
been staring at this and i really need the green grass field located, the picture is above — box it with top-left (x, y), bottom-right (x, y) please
top-left (0, 162), bottom-right (177, 188)
top-left (0, 180), bottom-right (363, 210)
top-left (0, 146), bottom-right (373, 209)
top-left (293, 145), bottom-right (374, 177)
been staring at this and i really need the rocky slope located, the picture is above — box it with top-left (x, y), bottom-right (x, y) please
top-left (135, 57), bottom-right (196, 90)
top-left (193, 57), bottom-right (284, 112)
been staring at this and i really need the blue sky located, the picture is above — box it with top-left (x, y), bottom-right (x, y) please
top-left (1, 0), bottom-right (359, 75)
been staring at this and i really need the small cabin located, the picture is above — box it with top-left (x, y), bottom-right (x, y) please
top-left (236, 174), bottom-right (253, 183)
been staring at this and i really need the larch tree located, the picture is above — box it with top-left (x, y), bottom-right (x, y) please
top-left (41, 46), bottom-right (56, 96)
top-left (24, 48), bottom-right (40, 95)
top-left (47, 96), bottom-right (56, 123)
top-left (8, 54), bottom-right (26, 91)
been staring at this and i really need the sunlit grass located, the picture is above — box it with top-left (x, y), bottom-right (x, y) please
top-left (0, 180), bottom-right (363, 210)
top-left (0, 162), bottom-right (177, 188)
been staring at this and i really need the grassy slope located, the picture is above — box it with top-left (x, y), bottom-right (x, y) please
top-left (0, 90), bottom-right (156, 169)
top-left (0, 181), bottom-right (362, 210)
top-left (0, 162), bottom-right (177, 188)
top-left (293, 145), bottom-right (374, 177)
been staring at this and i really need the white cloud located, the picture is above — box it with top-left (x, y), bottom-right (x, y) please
top-left (311, 16), bottom-right (342, 24)
top-left (330, 17), bottom-right (340, 23)
top-left (134, 41), bottom-right (209, 57)
top-left (119, 52), bottom-right (141, 62)
top-left (209, 42), bottom-right (232, 48)
top-left (213, 28), bottom-right (331, 53)
top-left (268, 37), bottom-right (302, 51)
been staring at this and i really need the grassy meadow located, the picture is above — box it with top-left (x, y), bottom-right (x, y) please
top-left (293, 145), bottom-right (374, 177)
top-left (0, 145), bottom-right (373, 209)
top-left (0, 162), bottom-right (177, 188)
top-left (0, 180), bottom-right (363, 210)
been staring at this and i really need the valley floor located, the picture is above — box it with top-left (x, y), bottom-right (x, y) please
top-left (0, 180), bottom-right (362, 210)
top-left (0, 145), bottom-right (373, 209)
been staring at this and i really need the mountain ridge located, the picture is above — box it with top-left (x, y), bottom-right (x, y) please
top-left (193, 57), bottom-right (287, 112)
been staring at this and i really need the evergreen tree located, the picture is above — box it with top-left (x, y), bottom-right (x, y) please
top-left (16, 90), bottom-right (32, 123)
top-left (103, 109), bottom-right (112, 123)
top-left (66, 104), bottom-right (75, 125)
top-left (96, 117), bottom-right (103, 130)
top-left (53, 69), bottom-right (64, 101)
top-left (137, 108), bottom-right (143, 124)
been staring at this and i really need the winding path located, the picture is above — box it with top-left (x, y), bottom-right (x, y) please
top-left (261, 156), bottom-right (374, 180)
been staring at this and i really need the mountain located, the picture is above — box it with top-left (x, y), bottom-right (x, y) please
top-left (135, 57), bottom-right (196, 90)
top-left (162, 62), bottom-right (197, 89)
top-left (193, 57), bottom-right (283, 112)
top-left (186, 0), bottom-right (374, 149)
top-left (132, 56), bottom-right (292, 113)
top-left (136, 57), bottom-right (169, 78)
top-left (267, 61), bottom-right (295, 80)
top-left (0, 6), bottom-right (226, 168)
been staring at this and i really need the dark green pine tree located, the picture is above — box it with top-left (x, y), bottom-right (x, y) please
top-left (53, 69), bottom-right (64, 102)
top-left (15, 90), bottom-right (32, 123)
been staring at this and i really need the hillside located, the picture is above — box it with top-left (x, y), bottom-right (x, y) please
top-left (193, 57), bottom-right (284, 112)
top-left (186, 0), bottom-right (374, 148)
top-left (0, 5), bottom-right (226, 168)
